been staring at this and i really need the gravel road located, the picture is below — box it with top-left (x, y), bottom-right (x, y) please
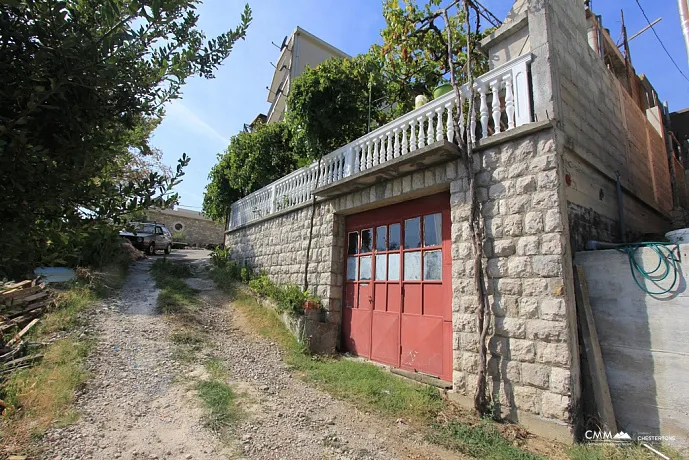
top-left (41, 252), bottom-right (463, 460)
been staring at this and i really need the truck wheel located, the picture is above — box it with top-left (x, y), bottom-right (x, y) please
top-left (164, 244), bottom-right (171, 255)
top-left (147, 242), bottom-right (156, 255)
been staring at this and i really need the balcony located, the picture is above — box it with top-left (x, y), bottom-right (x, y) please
top-left (228, 53), bottom-right (533, 231)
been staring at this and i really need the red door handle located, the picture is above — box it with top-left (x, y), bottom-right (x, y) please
top-left (368, 295), bottom-right (373, 304)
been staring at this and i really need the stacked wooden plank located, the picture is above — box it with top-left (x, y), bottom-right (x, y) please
top-left (0, 279), bottom-right (54, 379)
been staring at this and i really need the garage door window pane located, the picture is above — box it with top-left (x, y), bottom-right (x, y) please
top-left (375, 254), bottom-right (387, 280)
top-left (424, 250), bottom-right (442, 280)
top-left (404, 251), bottom-right (421, 280)
top-left (347, 257), bottom-right (358, 280)
top-left (424, 213), bottom-right (442, 247)
top-left (360, 256), bottom-right (372, 280)
top-left (361, 229), bottom-right (373, 253)
top-left (405, 217), bottom-right (421, 249)
top-left (348, 232), bottom-right (358, 255)
top-left (375, 226), bottom-right (387, 251)
top-left (389, 224), bottom-right (401, 250)
top-left (388, 254), bottom-right (400, 281)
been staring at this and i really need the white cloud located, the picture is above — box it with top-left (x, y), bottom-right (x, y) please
top-left (163, 101), bottom-right (230, 147)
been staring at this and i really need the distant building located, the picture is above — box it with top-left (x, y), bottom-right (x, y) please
top-left (146, 207), bottom-right (224, 248)
top-left (266, 26), bottom-right (349, 124)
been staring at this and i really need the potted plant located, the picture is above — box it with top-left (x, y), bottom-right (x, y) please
top-left (304, 295), bottom-right (321, 311)
top-left (433, 83), bottom-right (453, 99)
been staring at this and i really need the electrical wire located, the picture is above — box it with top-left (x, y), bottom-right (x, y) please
top-left (634, 0), bottom-right (689, 84)
top-left (615, 242), bottom-right (681, 295)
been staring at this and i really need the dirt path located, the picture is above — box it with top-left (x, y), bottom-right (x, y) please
top-left (42, 253), bottom-right (463, 460)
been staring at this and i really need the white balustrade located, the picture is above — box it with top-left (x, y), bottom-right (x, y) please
top-left (228, 53), bottom-right (534, 230)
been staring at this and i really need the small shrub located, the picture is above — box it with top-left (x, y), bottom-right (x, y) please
top-left (240, 266), bottom-right (254, 283)
top-left (210, 246), bottom-right (231, 268)
top-left (248, 273), bottom-right (278, 298)
top-left (172, 230), bottom-right (187, 241)
top-left (275, 284), bottom-right (307, 316)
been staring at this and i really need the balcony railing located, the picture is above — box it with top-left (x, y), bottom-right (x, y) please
top-left (228, 53), bottom-right (533, 231)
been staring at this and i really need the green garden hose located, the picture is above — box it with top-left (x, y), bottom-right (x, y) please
top-left (615, 243), bottom-right (681, 296)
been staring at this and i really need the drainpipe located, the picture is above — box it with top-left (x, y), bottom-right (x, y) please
top-left (679, 0), bottom-right (689, 65)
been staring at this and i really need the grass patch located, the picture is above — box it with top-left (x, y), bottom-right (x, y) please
top-left (150, 259), bottom-right (199, 316)
top-left (195, 359), bottom-right (242, 436)
top-left (37, 286), bottom-right (97, 335)
top-left (169, 328), bottom-right (207, 364)
top-left (1, 339), bottom-right (92, 451)
top-left (428, 420), bottom-right (543, 459)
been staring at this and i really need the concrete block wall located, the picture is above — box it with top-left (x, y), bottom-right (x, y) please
top-left (576, 245), bottom-right (689, 449)
top-left (540, 0), bottom-right (673, 242)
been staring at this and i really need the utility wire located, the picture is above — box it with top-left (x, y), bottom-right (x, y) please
top-left (634, 0), bottom-right (689, 83)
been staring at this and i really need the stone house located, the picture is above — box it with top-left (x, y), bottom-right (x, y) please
top-left (224, 0), bottom-right (683, 442)
top-left (146, 207), bottom-right (224, 248)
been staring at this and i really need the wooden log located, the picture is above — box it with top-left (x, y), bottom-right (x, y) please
top-left (0, 364), bottom-right (31, 376)
top-left (0, 309), bottom-right (44, 332)
top-left (6, 318), bottom-right (39, 347)
top-left (6, 299), bottom-right (52, 320)
top-left (574, 265), bottom-right (617, 432)
top-left (0, 284), bottom-right (44, 303)
top-left (0, 280), bottom-right (32, 291)
top-left (3, 354), bottom-right (43, 368)
top-left (3, 291), bottom-right (48, 308)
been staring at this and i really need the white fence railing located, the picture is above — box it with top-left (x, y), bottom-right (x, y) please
top-left (228, 53), bottom-right (533, 231)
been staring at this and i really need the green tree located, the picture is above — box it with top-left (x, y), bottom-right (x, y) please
top-left (377, 0), bottom-right (490, 116)
top-left (203, 122), bottom-right (299, 222)
top-left (0, 0), bottom-right (251, 276)
top-left (286, 52), bottom-right (390, 159)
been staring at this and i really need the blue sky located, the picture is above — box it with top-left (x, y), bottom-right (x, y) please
top-left (150, 0), bottom-right (689, 210)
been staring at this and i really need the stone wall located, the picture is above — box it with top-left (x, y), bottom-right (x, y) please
top-left (226, 127), bottom-right (579, 438)
top-left (226, 203), bottom-right (345, 325)
top-left (146, 210), bottom-right (224, 247)
top-left (449, 130), bottom-right (576, 430)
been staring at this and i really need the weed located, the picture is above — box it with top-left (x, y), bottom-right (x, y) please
top-left (151, 258), bottom-right (193, 279)
top-left (169, 329), bottom-right (206, 346)
top-left (204, 357), bottom-right (226, 380)
top-left (195, 359), bottom-right (242, 438)
top-left (428, 420), bottom-right (544, 459)
top-left (150, 260), bottom-right (199, 316)
top-left (2, 339), bottom-right (92, 448)
top-left (37, 286), bottom-right (97, 335)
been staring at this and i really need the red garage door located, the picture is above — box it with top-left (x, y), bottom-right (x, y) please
top-left (342, 192), bottom-right (452, 382)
